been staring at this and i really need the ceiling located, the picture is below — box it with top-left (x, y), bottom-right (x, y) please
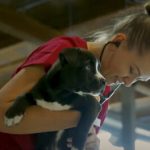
top-left (0, 0), bottom-right (125, 46)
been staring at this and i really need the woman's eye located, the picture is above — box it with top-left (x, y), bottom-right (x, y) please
top-left (129, 66), bottom-right (133, 74)
top-left (130, 66), bottom-right (137, 76)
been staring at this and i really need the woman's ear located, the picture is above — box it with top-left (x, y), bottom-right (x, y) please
top-left (111, 33), bottom-right (127, 47)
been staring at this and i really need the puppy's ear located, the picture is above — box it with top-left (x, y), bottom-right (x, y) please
top-left (59, 48), bottom-right (79, 66)
top-left (59, 52), bottom-right (68, 66)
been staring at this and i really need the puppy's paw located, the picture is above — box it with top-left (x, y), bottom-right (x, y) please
top-left (71, 147), bottom-right (79, 150)
top-left (4, 114), bottom-right (23, 127)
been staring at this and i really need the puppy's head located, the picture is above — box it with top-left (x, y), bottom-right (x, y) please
top-left (47, 48), bottom-right (106, 95)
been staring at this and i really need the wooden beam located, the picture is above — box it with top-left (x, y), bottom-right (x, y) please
top-left (0, 41), bottom-right (37, 68)
top-left (63, 11), bottom-right (119, 36)
top-left (0, 42), bottom-right (37, 88)
top-left (0, 5), bottom-right (61, 44)
top-left (63, 4), bottom-right (142, 36)
top-left (0, 63), bottom-right (20, 88)
top-left (109, 96), bottom-right (150, 117)
top-left (135, 83), bottom-right (150, 96)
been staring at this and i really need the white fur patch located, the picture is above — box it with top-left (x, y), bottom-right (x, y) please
top-left (56, 130), bottom-right (64, 143)
top-left (55, 130), bottom-right (64, 150)
top-left (36, 99), bottom-right (71, 111)
top-left (71, 147), bottom-right (79, 150)
top-left (95, 61), bottom-right (104, 79)
top-left (4, 114), bottom-right (23, 127)
top-left (75, 90), bottom-right (99, 97)
top-left (75, 91), bottom-right (84, 96)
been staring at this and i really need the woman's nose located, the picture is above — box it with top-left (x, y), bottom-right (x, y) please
top-left (122, 76), bottom-right (136, 87)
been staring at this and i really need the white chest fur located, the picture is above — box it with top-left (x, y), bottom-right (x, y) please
top-left (36, 99), bottom-right (71, 111)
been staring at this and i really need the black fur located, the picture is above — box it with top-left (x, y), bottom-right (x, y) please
top-left (5, 48), bottom-right (106, 150)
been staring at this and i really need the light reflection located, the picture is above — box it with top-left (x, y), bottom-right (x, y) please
top-left (98, 130), bottom-right (150, 150)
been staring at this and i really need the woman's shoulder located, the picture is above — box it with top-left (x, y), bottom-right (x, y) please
top-left (45, 35), bottom-right (87, 48)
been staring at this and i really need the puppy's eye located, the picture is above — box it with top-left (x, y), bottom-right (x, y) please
top-left (130, 65), bottom-right (140, 78)
top-left (129, 66), bottom-right (136, 75)
top-left (129, 66), bottom-right (132, 75)
top-left (85, 65), bottom-right (91, 71)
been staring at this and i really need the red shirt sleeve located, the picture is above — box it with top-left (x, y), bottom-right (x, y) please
top-left (0, 133), bottom-right (35, 150)
top-left (13, 36), bottom-right (87, 75)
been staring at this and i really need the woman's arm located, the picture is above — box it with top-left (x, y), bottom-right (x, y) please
top-left (0, 65), bottom-right (80, 134)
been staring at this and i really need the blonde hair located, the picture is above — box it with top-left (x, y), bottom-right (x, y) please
top-left (90, 2), bottom-right (150, 54)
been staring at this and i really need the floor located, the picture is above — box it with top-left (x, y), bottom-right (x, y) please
top-left (99, 130), bottom-right (150, 150)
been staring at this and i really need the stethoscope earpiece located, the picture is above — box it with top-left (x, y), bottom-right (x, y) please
top-left (99, 41), bottom-right (121, 62)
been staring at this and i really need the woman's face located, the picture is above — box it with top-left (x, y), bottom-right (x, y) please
top-left (100, 41), bottom-right (150, 87)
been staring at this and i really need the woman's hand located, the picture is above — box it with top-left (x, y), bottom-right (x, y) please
top-left (66, 127), bottom-right (100, 150)
top-left (95, 96), bottom-right (100, 102)
top-left (83, 96), bottom-right (100, 150)
top-left (84, 127), bottom-right (100, 150)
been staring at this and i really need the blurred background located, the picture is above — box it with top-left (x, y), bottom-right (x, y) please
top-left (0, 0), bottom-right (149, 150)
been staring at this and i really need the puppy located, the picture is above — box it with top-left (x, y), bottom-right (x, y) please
top-left (4, 48), bottom-right (106, 150)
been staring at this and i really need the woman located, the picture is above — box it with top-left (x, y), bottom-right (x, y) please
top-left (0, 2), bottom-right (150, 150)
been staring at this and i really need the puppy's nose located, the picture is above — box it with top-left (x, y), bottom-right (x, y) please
top-left (100, 78), bottom-right (106, 86)
top-left (99, 79), bottom-right (106, 93)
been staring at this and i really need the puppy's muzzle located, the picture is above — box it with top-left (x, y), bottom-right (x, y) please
top-left (99, 78), bottom-right (106, 92)
top-left (99, 78), bottom-right (106, 87)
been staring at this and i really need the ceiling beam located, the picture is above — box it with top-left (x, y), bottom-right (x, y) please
top-left (0, 5), bottom-right (61, 44)
top-left (63, 12), bottom-right (116, 36)
top-left (0, 62), bottom-right (20, 88)
top-left (63, 4), bottom-right (142, 36)
top-left (0, 41), bottom-right (37, 68)
top-left (0, 41), bottom-right (37, 88)
top-left (17, 0), bottom-right (50, 11)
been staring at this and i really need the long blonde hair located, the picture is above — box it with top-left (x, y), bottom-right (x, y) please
top-left (89, 2), bottom-right (150, 54)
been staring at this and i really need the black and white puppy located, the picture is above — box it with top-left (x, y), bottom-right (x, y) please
top-left (4, 48), bottom-right (106, 150)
